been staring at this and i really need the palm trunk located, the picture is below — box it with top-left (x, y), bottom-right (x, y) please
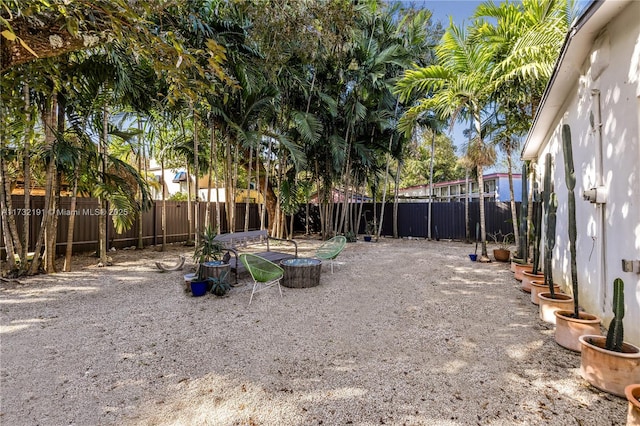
top-left (97, 104), bottom-right (108, 266)
top-left (20, 82), bottom-right (32, 274)
top-left (63, 169), bottom-right (78, 272)
top-left (506, 144), bottom-right (519, 247)
top-left (29, 92), bottom-right (57, 275)
top-left (185, 161), bottom-right (193, 243)
top-left (205, 120), bottom-right (214, 228)
top-left (474, 111), bottom-right (489, 261)
top-left (244, 145), bottom-right (253, 232)
top-left (0, 155), bottom-right (18, 271)
top-left (428, 128), bottom-right (435, 240)
top-left (136, 117), bottom-right (144, 249)
top-left (193, 105), bottom-right (200, 246)
top-left (392, 157), bottom-right (402, 239)
top-left (161, 157), bottom-right (166, 251)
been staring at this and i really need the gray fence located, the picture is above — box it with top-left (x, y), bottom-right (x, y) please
top-left (1, 196), bottom-right (520, 256)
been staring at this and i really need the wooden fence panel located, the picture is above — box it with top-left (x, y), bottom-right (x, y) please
top-left (2, 196), bottom-right (521, 257)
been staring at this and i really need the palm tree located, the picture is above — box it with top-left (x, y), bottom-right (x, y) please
top-left (396, 22), bottom-right (495, 261)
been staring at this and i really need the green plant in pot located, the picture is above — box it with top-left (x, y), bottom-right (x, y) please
top-left (489, 231), bottom-right (512, 262)
top-left (521, 183), bottom-right (543, 291)
top-left (537, 153), bottom-right (573, 323)
top-left (189, 226), bottom-right (228, 296)
top-left (210, 269), bottom-right (230, 297)
top-left (363, 221), bottom-right (374, 242)
top-left (515, 161), bottom-right (529, 263)
top-left (579, 278), bottom-right (640, 397)
top-left (553, 125), bottom-right (601, 349)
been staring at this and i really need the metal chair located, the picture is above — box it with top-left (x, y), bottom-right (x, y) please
top-left (315, 235), bottom-right (347, 273)
top-left (239, 253), bottom-right (284, 305)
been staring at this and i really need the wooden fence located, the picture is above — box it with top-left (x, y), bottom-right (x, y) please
top-left (1, 196), bottom-right (520, 256)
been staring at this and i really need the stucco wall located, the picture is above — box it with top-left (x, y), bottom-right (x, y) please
top-left (531, 1), bottom-right (640, 345)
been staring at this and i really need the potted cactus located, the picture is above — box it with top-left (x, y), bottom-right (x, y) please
top-left (537, 153), bottom-right (573, 323)
top-left (521, 182), bottom-right (544, 292)
top-left (553, 125), bottom-right (601, 349)
top-left (511, 162), bottom-right (531, 274)
top-left (579, 278), bottom-right (640, 397)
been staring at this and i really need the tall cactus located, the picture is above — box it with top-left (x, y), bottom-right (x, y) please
top-left (562, 124), bottom-right (579, 317)
top-left (517, 162), bottom-right (529, 261)
top-left (545, 193), bottom-right (557, 297)
top-left (531, 182), bottom-right (542, 274)
top-left (605, 278), bottom-right (625, 352)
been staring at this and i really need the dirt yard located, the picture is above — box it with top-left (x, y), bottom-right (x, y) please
top-left (0, 237), bottom-right (627, 425)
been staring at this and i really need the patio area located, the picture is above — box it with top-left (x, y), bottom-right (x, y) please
top-left (0, 237), bottom-right (627, 425)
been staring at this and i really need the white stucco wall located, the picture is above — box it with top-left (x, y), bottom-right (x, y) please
top-left (531, 1), bottom-right (640, 345)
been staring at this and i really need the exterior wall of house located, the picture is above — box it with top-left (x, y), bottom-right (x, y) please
top-left (531, 1), bottom-right (640, 345)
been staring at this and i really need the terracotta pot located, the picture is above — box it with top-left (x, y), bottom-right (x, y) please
top-left (579, 335), bottom-right (640, 397)
top-left (554, 310), bottom-right (601, 352)
top-left (521, 270), bottom-right (544, 293)
top-left (530, 280), bottom-right (560, 305)
top-left (513, 262), bottom-right (532, 281)
top-left (493, 248), bottom-right (511, 262)
top-left (625, 384), bottom-right (640, 426)
top-left (538, 292), bottom-right (573, 324)
top-left (510, 257), bottom-right (526, 273)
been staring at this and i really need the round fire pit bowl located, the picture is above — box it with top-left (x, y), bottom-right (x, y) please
top-left (280, 258), bottom-right (322, 288)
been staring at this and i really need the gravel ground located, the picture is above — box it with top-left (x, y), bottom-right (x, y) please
top-left (0, 237), bottom-right (627, 425)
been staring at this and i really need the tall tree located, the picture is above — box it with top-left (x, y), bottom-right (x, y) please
top-left (396, 22), bottom-right (495, 261)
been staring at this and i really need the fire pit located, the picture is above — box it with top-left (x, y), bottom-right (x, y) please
top-left (280, 258), bottom-right (322, 288)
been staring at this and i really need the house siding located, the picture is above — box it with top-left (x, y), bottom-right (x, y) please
top-left (528, 1), bottom-right (640, 345)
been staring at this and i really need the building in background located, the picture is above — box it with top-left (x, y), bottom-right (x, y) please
top-left (398, 173), bottom-right (522, 203)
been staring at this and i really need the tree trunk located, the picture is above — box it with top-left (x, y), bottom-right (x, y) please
top-left (185, 161), bottom-right (193, 243)
top-left (428, 128), bottom-right (435, 240)
top-left (193, 105), bottom-right (200, 246)
top-left (0, 155), bottom-right (18, 272)
top-left (506, 144), bottom-right (519, 248)
top-left (392, 157), bottom-right (402, 239)
top-left (29, 91), bottom-right (57, 275)
top-left (161, 158), bottom-right (166, 251)
top-left (97, 104), bottom-right (108, 266)
top-left (20, 82), bottom-right (32, 274)
top-left (244, 145), bottom-right (253, 232)
top-left (474, 111), bottom-right (489, 262)
top-left (63, 170), bottom-right (78, 272)
top-left (136, 117), bottom-right (144, 249)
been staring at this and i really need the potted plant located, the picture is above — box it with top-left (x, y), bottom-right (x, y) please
top-left (209, 269), bottom-right (231, 297)
top-left (186, 226), bottom-right (229, 297)
top-left (521, 183), bottom-right (544, 292)
top-left (512, 161), bottom-right (530, 271)
top-left (195, 226), bottom-right (230, 289)
top-left (553, 127), bottom-right (601, 350)
top-left (489, 231), bottom-right (512, 262)
top-left (363, 221), bottom-right (374, 242)
top-left (537, 161), bottom-right (573, 324)
top-left (625, 384), bottom-right (640, 425)
top-left (579, 278), bottom-right (640, 397)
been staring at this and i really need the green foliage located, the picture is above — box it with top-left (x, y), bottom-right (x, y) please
top-left (209, 269), bottom-right (230, 297)
top-left (168, 192), bottom-right (189, 201)
top-left (400, 132), bottom-right (464, 188)
top-left (193, 226), bottom-right (225, 280)
top-left (605, 278), bottom-right (625, 352)
top-left (344, 231), bottom-right (357, 243)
